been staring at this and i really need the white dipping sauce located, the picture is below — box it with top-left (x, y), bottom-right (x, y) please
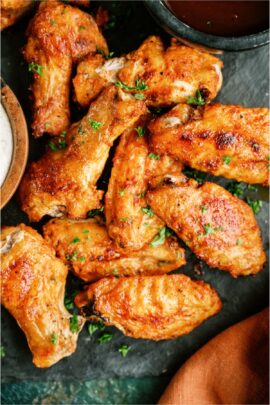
top-left (0, 103), bottom-right (13, 187)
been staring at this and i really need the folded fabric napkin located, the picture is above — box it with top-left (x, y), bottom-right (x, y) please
top-left (159, 308), bottom-right (269, 405)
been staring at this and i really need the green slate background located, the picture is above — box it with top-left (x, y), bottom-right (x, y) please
top-left (1, 1), bottom-right (269, 404)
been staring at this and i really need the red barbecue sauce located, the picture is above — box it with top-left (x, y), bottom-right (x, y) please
top-left (166, 1), bottom-right (269, 37)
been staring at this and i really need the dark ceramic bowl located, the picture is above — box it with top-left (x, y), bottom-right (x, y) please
top-left (144, 0), bottom-right (269, 52)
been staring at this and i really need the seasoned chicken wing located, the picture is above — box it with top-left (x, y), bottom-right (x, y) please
top-left (149, 103), bottom-right (270, 185)
top-left (75, 275), bottom-right (222, 340)
top-left (147, 175), bottom-right (266, 277)
top-left (1, 0), bottom-right (33, 30)
top-left (105, 115), bottom-right (183, 250)
top-left (24, 0), bottom-right (107, 137)
top-left (18, 85), bottom-right (146, 222)
top-left (73, 36), bottom-right (223, 108)
top-left (0, 224), bottom-right (85, 368)
top-left (43, 217), bottom-right (186, 281)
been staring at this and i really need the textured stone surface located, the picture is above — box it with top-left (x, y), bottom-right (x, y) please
top-left (1, 1), bottom-right (269, 401)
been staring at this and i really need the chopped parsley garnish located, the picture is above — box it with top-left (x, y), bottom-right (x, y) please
top-left (78, 124), bottom-right (86, 135)
top-left (150, 227), bottom-right (172, 247)
top-left (82, 229), bottom-right (89, 234)
top-left (134, 93), bottom-right (145, 100)
top-left (201, 205), bottom-right (207, 213)
top-left (186, 89), bottom-right (205, 106)
top-left (222, 156), bottom-right (232, 165)
top-left (0, 346), bottom-right (5, 358)
top-left (120, 217), bottom-right (131, 223)
top-left (98, 332), bottom-right (113, 344)
top-left (183, 168), bottom-right (206, 183)
top-left (135, 126), bottom-right (145, 137)
top-left (69, 237), bottom-right (80, 245)
top-left (96, 47), bottom-right (114, 60)
top-left (50, 19), bottom-right (56, 26)
top-left (118, 344), bottom-right (130, 358)
top-left (78, 25), bottom-right (86, 31)
top-left (88, 119), bottom-right (103, 131)
top-left (246, 198), bottom-right (263, 215)
top-left (88, 206), bottom-right (104, 218)
top-left (135, 191), bottom-right (146, 198)
top-left (87, 321), bottom-right (105, 336)
top-left (45, 122), bottom-right (51, 129)
top-left (227, 182), bottom-right (245, 198)
top-left (28, 62), bottom-right (44, 76)
top-left (115, 77), bottom-right (148, 92)
top-left (50, 333), bottom-right (58, 344)
top-left (69, 315), bottom-right (79, 333)
top-left (65, 251), bottom-right (85, 262)
top-left (148, 153), bottom-right (160, 160)
top-left (64, 291), bottom-right (78, 311)
top-left (141, 206), bottom-right (155, 217)
top-left (203, 224), bottom-right (224, 236)
top-left (48, 131), bottom-right (67, 151)
top-left (247, 184), bottom-right (258, 192)
top-left (236, 238), bottom-right (243, 245)
top-left (118, 189), bottom-right (125, 196)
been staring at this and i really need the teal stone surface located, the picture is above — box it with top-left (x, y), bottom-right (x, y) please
top-left (1, 1), bottom-right (269, 404)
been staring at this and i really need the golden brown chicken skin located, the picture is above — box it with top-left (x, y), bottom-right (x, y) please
top-left (75, 275), bottom-right (222, 340)
top-left (73, 36), bottom-right (223, 108)
top-left (147, 175), bottom-right (266, 277)
top-left (18, 85), bottom-right (146, 222)
top-left (149, 103), bottom-right (270, 186)
top-left (105, 115), bottom-right (183, 250)
top-left (43, 217), bottom-right (186, 281)
top-left (0, 224), bottom-right (85, 368)
top-left (1, 0), bottom-right (33, 30)
top-left (24, 0), bottom-right (107, 137)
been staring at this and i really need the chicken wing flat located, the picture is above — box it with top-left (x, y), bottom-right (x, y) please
top-left (149, 103), bottom-right (270, 185)
top-left (43, 217), bottom-right (185, 281)
top-left (147, 175), bottom-right (266, 277)
top-left (18, 85), bottom-right (146, 222)
top-left (24, 0), bottom-right (107, 137)
top-left (1, 224), bottom-right (85, 368)
top-left (105, 115), bottom-right (183, 250)
top-left (73, 36), bottom-right (223, 108)
top-left (1, 0), bottom-right (33, 30)
top-left (75, 275), bottom-right (222, 340)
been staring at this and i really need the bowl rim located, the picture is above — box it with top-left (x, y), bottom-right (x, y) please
top-left (144, 0), bottom-right (270, 51)
top-left (0, 81), bottom-right (29, 210)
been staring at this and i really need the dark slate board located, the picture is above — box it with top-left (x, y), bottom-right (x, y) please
top-left (1, 0), bottom-right (269, 383)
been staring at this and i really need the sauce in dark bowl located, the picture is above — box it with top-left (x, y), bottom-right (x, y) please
top-left (166, 0), bottom-right (269, 37)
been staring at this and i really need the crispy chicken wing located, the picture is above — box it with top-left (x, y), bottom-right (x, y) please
top-left (73, 36), bottom-right (223, 108)
top-left (0, 224), bottom-right (85, 368)
top-left (1, 0), bottom-right (33, 30)
top-left (147, 175), bottom-right (266, 277)
top-left (24, 0), bottom-right (107, 137)
top-left (43, 217), bottom-right (186, 281)
top-left (105, 115), bottom-right (183, 250)
top-left (149, 103), bottom-right (270, 185)
top-left (18, 85), bottom-right (146, 222)
top-left (75, 275), bottom-right (222, 340)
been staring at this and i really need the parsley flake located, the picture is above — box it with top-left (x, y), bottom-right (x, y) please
top-left (69, 315), bottom-right (79, 333)
top-left (201, 205), bottom-right (207, 213)
top-left (135, 126), bottom-right (145, 137)
top-left (98, 333), bottom-right (113, 344)
top-left (96, 47), bottom-right (114, 60)
top-left (118, 344), bottom-right (130, 358)
top-left (246, 198), bottom-right (263, 215)
top-left (150, 227), bottom-right (172, 247)
top-left (148, 153), bottom-right (160, 160)
top-left (50, 333), bottom-right (58, 344)
top-left (115, 77), bottom-right (148, 92)
top-left (223, 156), bottom-right (232, 165)
top-left (88, 206), bottom-right (104, 218)
top-left (141, 206), bottom-right (155, 217)
top-left (1, 346), bottom-right (5, 358)
top-left (88, 321), bottom-right (105, 335)
top-left (88, 119), bottom-right (103, 131)
top-left (187, 89), bottom-right (205, 106)
top-left (28, 62), bottom-right (44, 76)
top-left (69, 237), bottom-right (80, 245)
top-left (118, 189), bottom-right (125, 196)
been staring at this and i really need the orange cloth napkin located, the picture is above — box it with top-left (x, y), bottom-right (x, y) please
top-left (159, 308), bottom-right (269, 405)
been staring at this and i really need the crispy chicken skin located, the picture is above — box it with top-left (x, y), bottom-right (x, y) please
top-left (43, 217), bottom-right (186, 281)
top-left (0, 224), bottom-right (85, 368)
top-left (149, 103), bottom-right (270, 185)
top-left (18, 85), bottom-right (146, 222)
top-left (1, 0), bottom-right (33, 30)
top-left (24, 0), bottom-right (107, 137)
top-left (147, 175), bottom-right (266, 277)
top-left (73, 36), bottom-right (223, 108)
top-left (75, 275), bottom-right (222, 340)
top-left (105, 115), bottom-right (183, 250)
